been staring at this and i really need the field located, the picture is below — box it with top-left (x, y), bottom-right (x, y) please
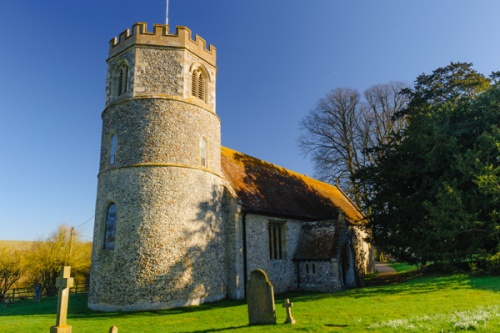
top-left (2, 273), bottom-right (500, 332)
top-left (0, 240), bottom-right (33, 250)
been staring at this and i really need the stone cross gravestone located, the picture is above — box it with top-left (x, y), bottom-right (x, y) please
top-left (282, 298), bottom-right (296, 324)
top-left (50, 266), bottom-right (74, 333)
top-left (247, 269), bottom-right (276, 325)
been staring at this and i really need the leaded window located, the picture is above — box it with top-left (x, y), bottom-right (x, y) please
top-left (109, 134), bottom-right (117, 165)
top-left (200, 138), bottom-right (207, 167)
top-left (269, 222), bottom-right (285, 259)
top-left (103, 203), bottom-right (117, 250)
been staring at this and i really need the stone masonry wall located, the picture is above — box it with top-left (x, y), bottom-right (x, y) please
top-left (350, 225), bottom-right (374, 275)
top-left (244, 214), bottom-right (303, 294)
top-left (105, 45), bottom-right (216, 109)
top-left (222, 190), bottom-right (245, 300)
top-left (297, 261), bottom-right (340, 292)
top-left (98, 98), bottom-right (221, 175)
top-left (89, 166), bottom-right (226, 311)
top-left (90, 32), bottom-right (225, 310)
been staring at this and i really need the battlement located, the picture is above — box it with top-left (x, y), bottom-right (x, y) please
top-left (109, 22), bottom-right (216, 65)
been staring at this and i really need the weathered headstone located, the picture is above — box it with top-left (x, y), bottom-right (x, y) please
top-left (282, 298), bottom-right (296, 324)
top-left (34, 283), bottom-right (43, 302)
top-left (247, 269), bottom-right (276, 325)
top-left (109, 326), bottom-right (119, 333)
top-left (50, 266), bottom-right (74, 333)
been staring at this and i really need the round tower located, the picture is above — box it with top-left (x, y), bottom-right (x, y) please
top-left (88, 23), bottom-right (226, 311)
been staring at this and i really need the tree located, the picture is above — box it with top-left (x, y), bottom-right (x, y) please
top-left (299, 82), bottom-right (408, 207)
top-left (357, 62), bottom-right (498, 264)
top-left (27, 225), bottom-right (92, 296)
top-left (0, 246), bottom-right (25, 301)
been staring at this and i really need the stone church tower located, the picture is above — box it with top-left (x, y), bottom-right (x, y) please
top-left (88, 23), bottom-right (227, 311)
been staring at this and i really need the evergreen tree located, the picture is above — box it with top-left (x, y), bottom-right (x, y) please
top-left (358, 62), bottom-right (499, 264)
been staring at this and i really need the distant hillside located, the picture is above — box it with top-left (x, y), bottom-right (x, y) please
top-left (0, 240), bottom-right (33, 250)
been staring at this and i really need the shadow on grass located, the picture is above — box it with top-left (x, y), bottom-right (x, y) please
top-left (3, 274), bottom-right (493, 320)
top-left (470, 275), bottom-right (500, 293)
top-left (0, 294), bottom-right (247, 319)
top-left (185, 325), bottom-right (249, 333)
top-left (274, 273), bottom-right (473, 303)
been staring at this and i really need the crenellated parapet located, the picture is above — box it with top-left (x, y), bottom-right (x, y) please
top-left (109, 22), bottom-right (216, 65)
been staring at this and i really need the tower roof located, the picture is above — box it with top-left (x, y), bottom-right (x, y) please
top-left (221, 147), bottom-right (364, 223)
top-left (293, 220), bottom-right (342, 260)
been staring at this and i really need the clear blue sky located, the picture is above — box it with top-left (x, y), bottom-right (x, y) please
top-left (2, 0), bottom-right (500, 241)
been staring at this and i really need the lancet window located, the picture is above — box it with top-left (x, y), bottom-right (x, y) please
top-left (191, 67), bottom-right (206, 101)
top-left (269, 222), bottom-right (285, 259)
top-left (115, 62), bottom-right (129, 96)
top-left (103, 203), bottom-right (117, 250)
top-left (109, 134), bottom-right (117, 165)
top-left (200, 137), bottom-right (207, 167)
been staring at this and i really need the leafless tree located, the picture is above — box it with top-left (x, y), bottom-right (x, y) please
top-left (299, 82), bottom-right (409, 208)
top-left (363, 82), bottom-right (408, 160)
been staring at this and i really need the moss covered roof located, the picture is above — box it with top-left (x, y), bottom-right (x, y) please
top-left (221, 147), bottom-right (364, 223)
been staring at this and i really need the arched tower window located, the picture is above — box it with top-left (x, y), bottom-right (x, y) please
top-left (200, 137), bottom-right (207, 167)
top-left (115, 62), bottom-right (129, 96)
top-left (191, 67), bottom-right (206, 101)
top-left (109, 134), bottom-right (117, 165)
top-left (103, 203), bottom-right (117, 250)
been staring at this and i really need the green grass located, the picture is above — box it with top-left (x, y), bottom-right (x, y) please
top-left (2, 274), bottom-right (500, 332)
top-left (387, 262), bottom-right (419, 273)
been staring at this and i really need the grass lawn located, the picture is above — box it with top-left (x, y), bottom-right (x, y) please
top-left (2, 273), bottom-right (500, 332)
top-left (387, 262), bottom-right (418, 273)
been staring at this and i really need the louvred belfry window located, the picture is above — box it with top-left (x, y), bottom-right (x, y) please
top-left (116, 63), bottom-right (128, 96)
top-left (191, 68), bottom-right (205, 101)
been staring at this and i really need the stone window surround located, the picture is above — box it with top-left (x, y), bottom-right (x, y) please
top-left (109, 133), bottom-right (117, 165)
top-left (268, 220), bottom-right (287, 260)
top-left (103, 203), bottom-right (117, 250)
top-left (189, 63), bottom-right (209, 102)
top-left (305, 262), bottom-right (317, 275)
top-left (200, 137), bottom-right (207, 167)
top-left (114, 60), bottom-right (129, 97)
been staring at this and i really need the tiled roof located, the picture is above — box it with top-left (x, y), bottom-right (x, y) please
top-left (221, 147), bottom-right (364, 223)
top-left (293, 221), bottom-right (337, 260)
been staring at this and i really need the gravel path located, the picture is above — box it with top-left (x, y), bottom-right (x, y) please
top-left (365, 262), bottom-right (421, 287)
top-left (375, 262), bottom-right (397, 274)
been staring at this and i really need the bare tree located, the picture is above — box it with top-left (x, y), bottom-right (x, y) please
top-left (299, 82), bottom-right (409, 208)
top-left (363, 82), bottom-right (408, 159)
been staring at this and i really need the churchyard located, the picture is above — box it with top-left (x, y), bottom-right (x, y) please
top-left (2, 268), bottom-right (500, 332)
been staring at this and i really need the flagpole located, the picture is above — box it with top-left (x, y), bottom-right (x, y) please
top-left (166, 0), bottom-right (169, 25)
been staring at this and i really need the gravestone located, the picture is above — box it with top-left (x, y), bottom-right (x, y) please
top-left (50, 266), bottom-right (74, 333)
top-left (282, 298), bottom-right (296, 324)
top-left (109, 326), bottom-right (118, 333)
top-left (34, 283), bottom-right (43, 302)
top-left (247, 269), bottom-right (276, 325)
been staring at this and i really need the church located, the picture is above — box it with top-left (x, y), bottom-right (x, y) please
top-left (88, 22), bottom-right (373, 311)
